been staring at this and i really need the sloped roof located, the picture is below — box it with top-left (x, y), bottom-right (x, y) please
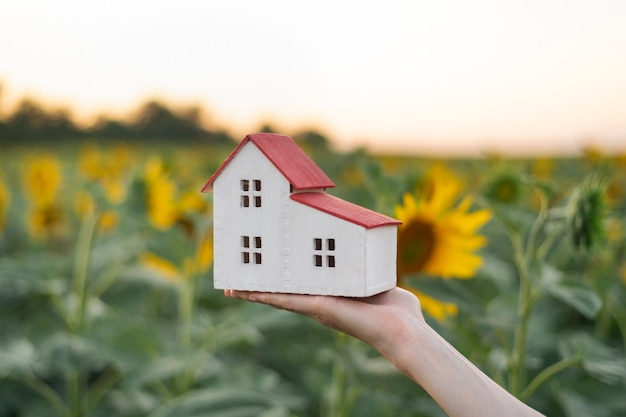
top-left (202, 133), bottom-right (335, 192)
top-left (291, 192), bottom-right (401, 229)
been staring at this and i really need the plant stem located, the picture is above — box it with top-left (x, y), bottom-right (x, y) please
top-left (71, 212), bottom-right (97, 334)
top-left (525, 190), bottom-right (547, 257)
top-left (509, 232), bottom-right (533, 397)
top-left (324, 332), bottom-right (359, 417)
top-left (519, 357), bottom-right (580, 402)
top-left (22, 373), bottom-right (72, 417)
top-left (86, 368), bottom-right (121, 415)
top-left (68, 368), bottom-right (85, 417)
top-left (175, 275), bottom-right (196, 394)
top-left (68, 213), bottom-right (97, 416)
top-left (179, 278), bottom-right (194, 346)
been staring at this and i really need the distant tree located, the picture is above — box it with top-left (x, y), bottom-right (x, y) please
top-left (89, 115), bottom-right (133, 138)
top-left (258, 123), bottom-right (277, 134)
top-left (0, 81), bottom-right (234, 144)
top-left (0, 98), bottom-right (82, 142)
top-left (293, 129), bottom-right (332, 150)
top-left (130, 100), bottom-right (205, 139)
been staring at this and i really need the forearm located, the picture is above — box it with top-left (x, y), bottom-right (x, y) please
top-left (384, 320), bottom-right (544, 417)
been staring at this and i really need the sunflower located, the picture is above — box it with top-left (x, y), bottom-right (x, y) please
top-left (395, 165), bottom-right (492, 320)
top-left (27, 204), bottom-right (66, 239)
top-left (22, 155), bottom-right (63, 207)
top-left (78, 143), bottom-right (131, 204)
top-left (566, 175), bottom-right (608, 251)
top-left (140, 232), bottom-right (213, 283)
top-left (484, 171), bottom-right (523, 205)
top-left (143, 156), bottom-right (179, 230)
top-left (0, 172), bottom-right (10, 232)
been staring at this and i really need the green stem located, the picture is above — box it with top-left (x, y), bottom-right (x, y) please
top-left (519, 357), bottom-right (580, 402)
top-left (612, 305), bottom-right (626, 352)
top-left (324, 332), bottom-right (359, 417)
top-left (22, 373), bottom-right (72, 417)
top-left (86, 368), bottom-right (121, 415)
top-left (68, 213), bottom-right (97, 416)
top-left (525, 190), bottom-right (547, 257)
top-left (68, 369), bottom-right (84, 417)
top-left (175, 276), bottom-right (196, 394)
top-left (594, 299), bottom-right (612, 341)
top-left (179, 279), bottom-right (194, 346)
top-left (509, 232), bottom-right (533, 397)
top-left (71, 212), bottom-right (98, 334)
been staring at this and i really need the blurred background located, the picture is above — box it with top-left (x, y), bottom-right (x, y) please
top-left (1, 1), bottom-right (625, 416)
top-left (1, 0), bottom-right (625, 155)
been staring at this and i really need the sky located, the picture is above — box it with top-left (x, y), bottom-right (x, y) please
top-left (1, 0), bottom-right (625, 156)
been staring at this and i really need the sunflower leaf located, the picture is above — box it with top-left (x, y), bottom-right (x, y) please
top-left (545, 277), bottom-right (602, 319)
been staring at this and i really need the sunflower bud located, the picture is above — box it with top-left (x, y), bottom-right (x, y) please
top-left (484, 171), bottom-right (523, 204)
top-left (566, 175), bottom-right (608, 251)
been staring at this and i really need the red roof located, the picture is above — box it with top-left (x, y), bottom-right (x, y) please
top-left (291, 192), bottom-right (401, 229)
top-left (202, 133), bottom-right (335, 192)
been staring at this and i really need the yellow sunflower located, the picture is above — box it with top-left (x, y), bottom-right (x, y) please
top-left (22, 155), bottom-right (63, 207)
top-left (143, 156), bottom-right (179, 230)
top-left (140, 233), bottom-right (213, 283)
top-left (0, 172), bottom-right (10, 232)
top-left (78, 143), bottom-right (131, 204)
top-left (140, 252), bottom-right (183, 282)
top-left (27, 203), bottom-right (66, 239)
top-left (395, 165), bottom-right (492, 320)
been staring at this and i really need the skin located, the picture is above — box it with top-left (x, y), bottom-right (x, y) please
top-left (225, 287), bottom-right (544, 417)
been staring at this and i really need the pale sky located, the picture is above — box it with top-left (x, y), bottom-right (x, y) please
top-left (1, 0), bottom-right (625, 155)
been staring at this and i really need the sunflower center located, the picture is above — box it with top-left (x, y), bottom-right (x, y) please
top-left (397, 219), bottom-right (437, 276)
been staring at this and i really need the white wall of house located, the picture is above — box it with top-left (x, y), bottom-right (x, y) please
top-left (212, 142), bottom-right (290, 291)
top-left (289, 199), bottom-right (367, 296)
top-left (364, 226), bottom-right (398, 295)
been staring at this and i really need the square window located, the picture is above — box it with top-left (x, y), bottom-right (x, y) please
top-left (327, 255), bottom-right (335, 268)
top-left (327, 238), bottom-right (335, 251)
top-left (241, 195), bottom-right (249, 207)
top-left (254, 196), bottom-right (262, 207)
top-left (254, 180), bottom-right (261, 191)
top-left (242, 236), bottom-right (249, 248)
top-left (254, 236), bottom-right (262, 248)
top-left (314, 238), bottom-right (322, 251)
top-left (242, 252), bottom-right (250, 264)
top-left (241, 179), bottom-right (249, 191)
top-left (314, 255), bottom-right (323, 267)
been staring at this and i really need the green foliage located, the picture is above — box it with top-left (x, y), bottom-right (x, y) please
top-left (0, 143), bottom-right (625, 416)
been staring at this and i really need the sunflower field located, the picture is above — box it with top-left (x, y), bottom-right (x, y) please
top-left (1, 140), bottom-right (625, 417)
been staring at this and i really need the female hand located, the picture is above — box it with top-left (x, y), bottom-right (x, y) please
top-left (225, 287), bottom-right (424, 370)
top-left (225, 288), bottom-right (545, 417)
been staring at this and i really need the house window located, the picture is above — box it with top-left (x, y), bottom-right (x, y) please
top-left (241, 235), bottom-right (262, 265)
top-left (313, 238), bottom-right (335, 268)
top-left (241, 179), bottom-right (262, 208)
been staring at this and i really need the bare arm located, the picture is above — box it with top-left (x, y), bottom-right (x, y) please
top-left (225, 288), bottom-right (544, 417)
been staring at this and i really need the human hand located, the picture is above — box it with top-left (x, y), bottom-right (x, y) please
top-left (224, 287), bottom-right (425, 366)
top-left (225, 288), bottom-right (545, 417)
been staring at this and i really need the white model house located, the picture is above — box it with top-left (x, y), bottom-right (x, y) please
top-left (202, 133), bottom-right (401, 297)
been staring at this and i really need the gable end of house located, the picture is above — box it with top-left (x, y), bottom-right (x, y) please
top-left (201, 133), bottom-right (335, 193)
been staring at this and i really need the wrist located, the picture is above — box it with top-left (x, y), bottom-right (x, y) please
top-left (375, 315), bottom-right (431, 380)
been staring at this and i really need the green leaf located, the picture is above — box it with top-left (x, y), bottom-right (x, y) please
top-left (557, 388), bottom-right (612, 417)
top-left (147, 389), bottom-right (289, 417)
top-left (0, 338), bottom-right (35, 375)
top-left (558, 332), bottom-right (626, 385)
top-left (545, 278), bottom-right (602, 319)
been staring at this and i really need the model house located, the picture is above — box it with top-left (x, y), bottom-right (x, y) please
top-left (202, 133), bottom-right (401, 297)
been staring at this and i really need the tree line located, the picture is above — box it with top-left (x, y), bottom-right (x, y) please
top-left (0, 87), bottom-right (232, 145)
top-left (0, 83), bottom-right (333, 149)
